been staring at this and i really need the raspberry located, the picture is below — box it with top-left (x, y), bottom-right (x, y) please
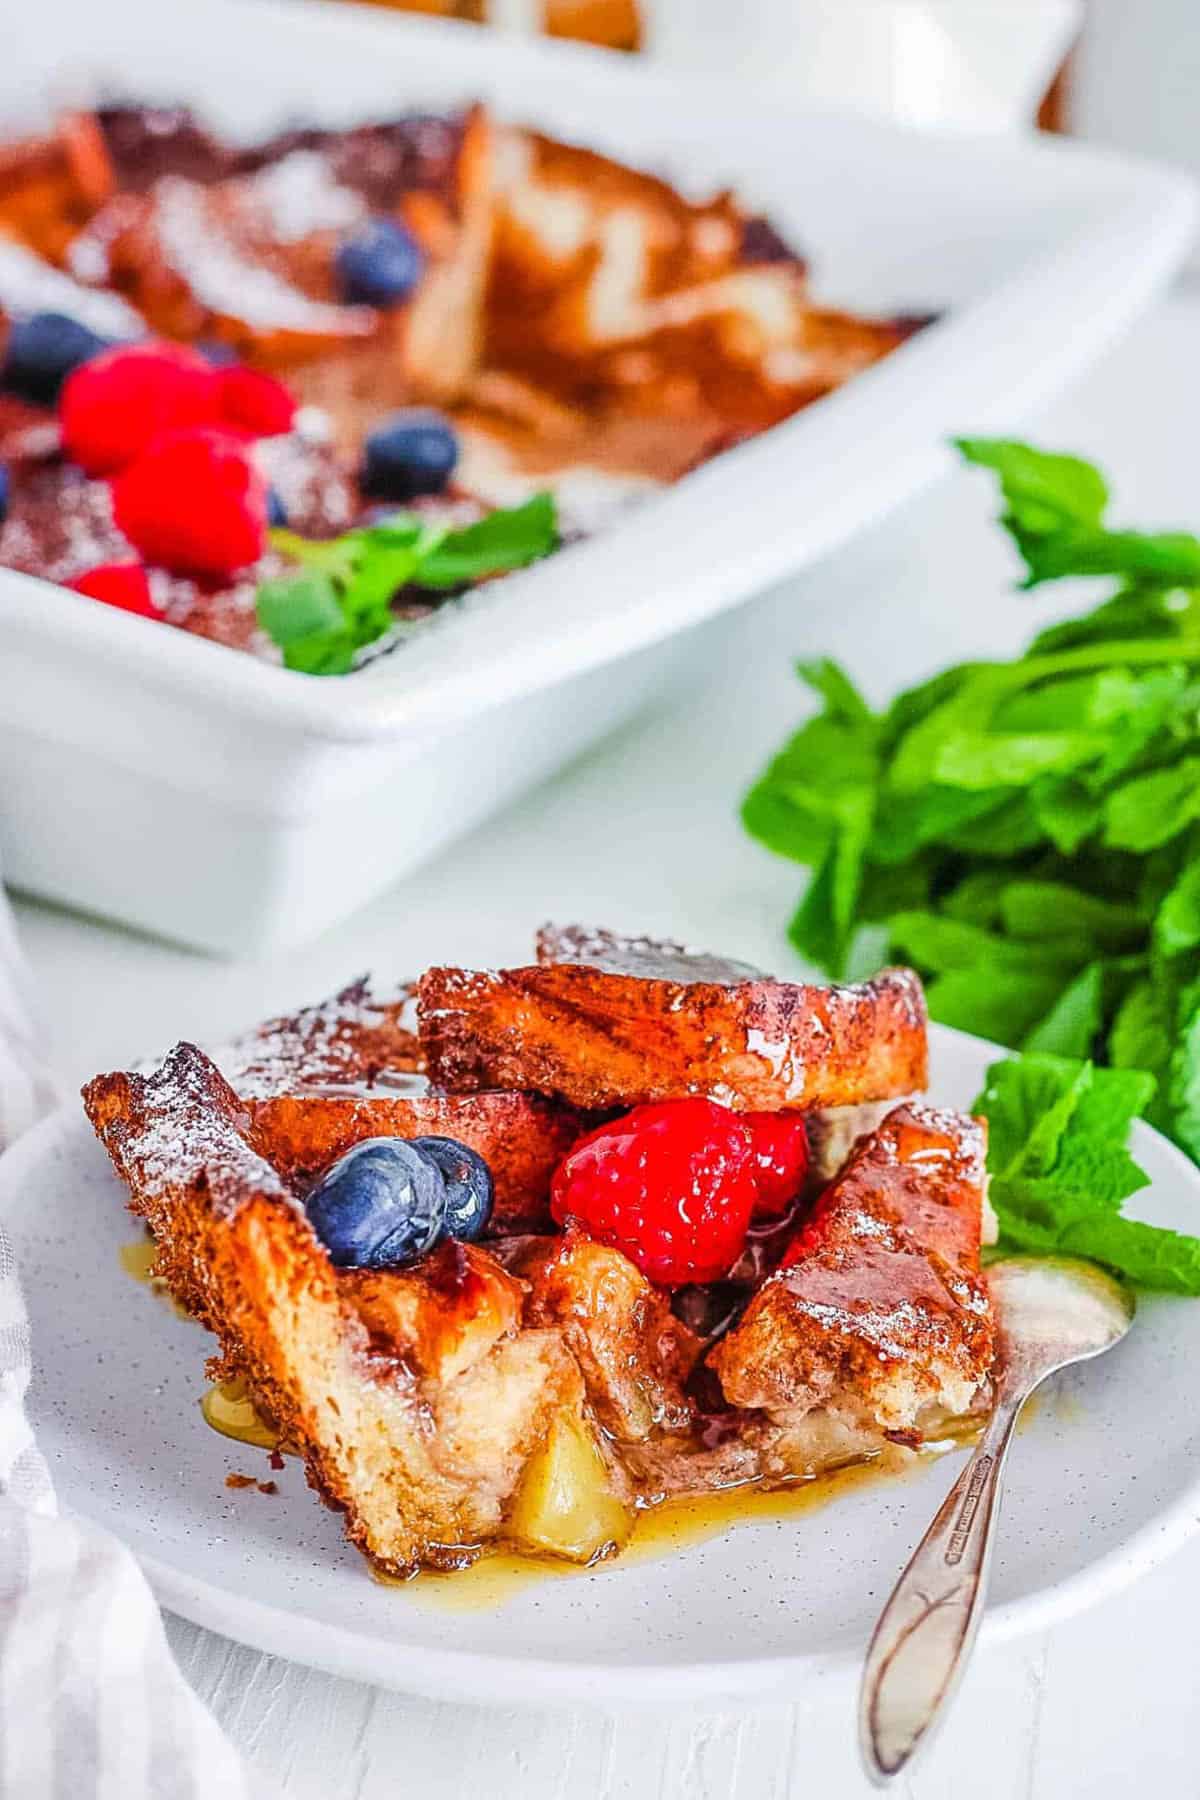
top-left (68, 561), bottom-right (161, 619)
top-left (217, 364), bottom-right (297, 437)
top-left (60, 343), bottom-right (219, 476)
top-left (111, 428), bottom-right (268, 577)
top-left (550, 1099), bottom-right (756, 1287)
top-left (743, 1112), bottom-right (810, 1216)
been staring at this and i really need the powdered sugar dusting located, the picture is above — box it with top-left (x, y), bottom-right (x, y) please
top-left (537, 922), bottom-right (764, 985)
top-left (0, 238), bottom-right (146, 338)
top-left (99, 1043), bottom-right (293, 1217)
top-left (247, 150), bottom-right (365, 243)
top-left (216, 978), bottom-right (421, 1099)
top-left (784, 1294), bottom-right (944, 1363)
top-left (152, 566), bottom-right (276, 659)
top-left (153, 177), bottom-right (373, 334)
top-left (251, 433), bottom-right (355, 535)
top-left (744, 1025), bottom-right (808, 1101)
top-left (0, 472), bottom-right (130, 582)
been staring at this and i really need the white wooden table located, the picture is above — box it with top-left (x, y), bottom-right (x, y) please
top-left (15, 298), bottom-right (1200, 1798)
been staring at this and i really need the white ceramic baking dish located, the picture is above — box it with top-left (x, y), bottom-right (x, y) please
top-left (1, 0), bottom-right (1194, 953)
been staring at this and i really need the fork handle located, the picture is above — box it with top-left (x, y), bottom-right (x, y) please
top-left (858, 1389), bottom-right (1025, 1784)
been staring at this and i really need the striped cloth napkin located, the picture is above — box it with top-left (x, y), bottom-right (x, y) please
top-left (0, 886), bottom-right (261, 1798)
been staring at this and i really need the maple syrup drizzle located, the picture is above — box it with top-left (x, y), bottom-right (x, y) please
top-left (190, 1373), bottom-right (1053, 1596)
top-left (375, 1437), bottom-right (983, 1613)
top-left (191, 1377), bottom-right (998, 1609)
top-left (200, 1379), bottom-right (284, 1452)
top-left (119, 1239), bottom-right (160, 1283)
top-left (192, 1372), bottom-right (984, 1609)
top-left (119, 1239), bottom-right (192, 1320)
top-left (124, 1247), bottom-right (1028, 1614)
top-left (121, 1251), bottom-right (293, 1454)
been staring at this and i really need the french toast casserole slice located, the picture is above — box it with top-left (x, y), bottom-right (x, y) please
top-left (83, 927), bottom-right (996, 1578)
top-left (0, 102), bottom-right (920, 664)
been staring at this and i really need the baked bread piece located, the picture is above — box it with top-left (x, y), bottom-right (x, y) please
top-left (83, 1043), bottom-right (623, 1575)
top-left (63, 107), bottom-right (495, 410)
top-left (217, 971), bottom-right (900, 1229)
top-left (251, 1091), bottom-right (584, 1234)
top-left (710, 1103), bottom-right (995, 1435)
top-left (0, 113), bottom-right (114, 264)
top-left (418, 925), bottom-right (928, 1112)
top-left (476, 129), bottom-right (913, 483)
top-left (0, 103), bottom-right (920, 658)
top-left (209, 976), bottom-right (587, 1231)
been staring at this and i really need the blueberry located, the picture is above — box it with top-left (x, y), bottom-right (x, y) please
top-left (336, 218), bottom-right (425, 307)
top-left (1, 312), bottom-right (110, 406)
top-left (361, 409), bottom-right (458, 501)
top-left (409, 1137), bottom-right (494, 1242)
top-left (305, 1138), bottom-right (446, 1269)
top-left (0, 464), bottom-right (8, 526)
top-left (267, 488), bottom-right (287, 527)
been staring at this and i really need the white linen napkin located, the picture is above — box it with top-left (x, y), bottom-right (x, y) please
top-left (0, 885), bottom-right (262, 1799)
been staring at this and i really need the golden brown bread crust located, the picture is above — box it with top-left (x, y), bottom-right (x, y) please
top-left (83, 1044), bottom-right (584, 1574)
top-left (0, 113), bottom-right (114, 264)
top-left (342, 1240), bottom-right (525, 1385)
top-left (249, 1089), bottom-right (585, 1232)
top-left (418, 927), bottom-right (928, 1113)
top-left (710, 1103), bottom-right (995, 1431)
top-left (479, 130), bottom-right (910, 479)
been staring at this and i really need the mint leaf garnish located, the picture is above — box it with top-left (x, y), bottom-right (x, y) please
top-left (972, 1052), bottom-right (1200, 1292)
top-left (1021, 963), bottom-right (1105, 1060)
top-left (256, 570), bottom-right (344, 645)
top-left (740, 437), bottom-right (1200, 1174)
top-left (1104, 758), bottom-right (1200, 852)
top-left (256, 492), bottom-right (558, 674)
top-left (741, 658), bottom-right (880, 977)
top-left (956, 437), bottom-right (1200, 589)
top-left (416, 493), bottom-right (558, 588)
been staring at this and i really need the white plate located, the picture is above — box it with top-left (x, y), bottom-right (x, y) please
top-left (1, 0), bottom-right (1196, 953)
top-left (4, 1022), bottom-right (1200, 1707)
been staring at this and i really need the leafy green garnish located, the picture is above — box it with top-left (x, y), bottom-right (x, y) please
top-left (975, 1053), bottom-right (1200, 1293)
top-left (742, 436), bottom-right (1200, 1177)
top-left (256, 493), bottom-right (558, 674)
top-left (956, 438), bottom-right (1200, 588)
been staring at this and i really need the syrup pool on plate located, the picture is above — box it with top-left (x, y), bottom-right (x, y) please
top-left (200, 1378), bottom-right (286, 1452)
top-left (375, 1444), bottom-right (970, 1613)
top-left (119, 1239), bottom-right (159, 1283)
top-left (195, 1370), bottom-right (978, 1609)
top-left (119, 1237), bottom-right (193, 1319)
top-left (127, 1245), bottom-right (1001, 1611)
